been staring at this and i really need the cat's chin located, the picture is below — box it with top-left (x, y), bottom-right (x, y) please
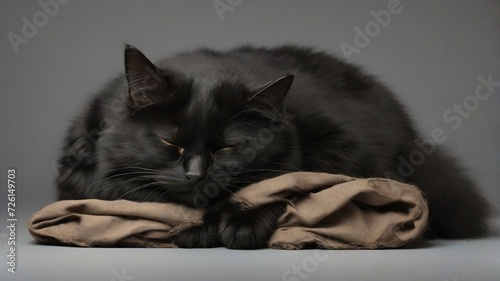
top-left (164, 181), bottom-right (230, 208)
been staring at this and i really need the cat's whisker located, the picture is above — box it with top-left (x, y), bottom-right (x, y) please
top-left (88, 171), bottom-right (158, 188)
top-left (154, 187), bottom-right (174, 202)
top-left (116, 181), bottom-right (164, 200)
top-left (218, 184), bottom-right (244, 202)
top-left (89, 167), bottom-right (157, 182)
top-left (264, 160), bottom-right (302, 172)
top-left (119, 166), bottom-right (162, 173)
top-left (84, 173), bottom-right (161, 198)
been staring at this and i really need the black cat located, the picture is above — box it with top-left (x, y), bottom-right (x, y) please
top-left (56, 45), bottom-right (490, 248)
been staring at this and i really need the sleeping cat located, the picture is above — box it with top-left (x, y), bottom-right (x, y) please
top-left (56, 45), bottom-right (490, 248)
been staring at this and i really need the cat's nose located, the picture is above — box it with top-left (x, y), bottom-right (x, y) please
top-left (185, 170), bottom-right (204, 181)
top-left (184, 154), bottom-right (208, 181)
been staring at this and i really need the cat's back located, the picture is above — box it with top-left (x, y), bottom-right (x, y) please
top-left (149, 45), bottom-right (414, 143)
top-left (165, 45), bottom-right (399, 103)
top-left (160, 45), bottom-right (350, 85)
top-left (230, 46), bottom-right (412, 130)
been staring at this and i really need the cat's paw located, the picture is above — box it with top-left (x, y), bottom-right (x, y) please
top-left (218, 203), bottom-right (285, 249)
top-left (174, 222), bottom-right (222, 248)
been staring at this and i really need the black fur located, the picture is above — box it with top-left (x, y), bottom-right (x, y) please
top-left (56, 45), bottom-right (490, 248)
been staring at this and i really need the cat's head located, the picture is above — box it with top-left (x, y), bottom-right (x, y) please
top-left (98, 46), bottom-right (300, 207)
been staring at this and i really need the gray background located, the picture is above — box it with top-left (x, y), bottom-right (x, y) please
top-left (1, 1), bottom-right (499, 280)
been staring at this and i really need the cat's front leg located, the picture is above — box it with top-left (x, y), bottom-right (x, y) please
top-left (218, 202), bottom-right (286, 249)
top-left (174, 209), bottom-right (222, 248)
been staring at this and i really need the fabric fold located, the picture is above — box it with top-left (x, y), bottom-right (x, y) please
top-left (29, 172), bottom-right (428, 249)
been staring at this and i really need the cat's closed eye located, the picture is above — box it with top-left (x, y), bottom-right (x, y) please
top-left (214, 145), bottom-right (237, 153)
top-left (160, 138), bottom-right (184, 158)
top-left (212, 145), bottom-right (239, 161)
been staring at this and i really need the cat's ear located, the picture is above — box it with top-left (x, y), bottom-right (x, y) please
top-left (124, 45), bottom-right (169, 106)
top-left (248, 74), bottom-right (294, 109)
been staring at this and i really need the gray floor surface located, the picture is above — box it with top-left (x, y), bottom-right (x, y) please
top-left (2, 220), bottom-right (499, 281)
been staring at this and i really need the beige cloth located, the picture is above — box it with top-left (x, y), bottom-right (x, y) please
top-left (29, 172), bottom-right (428, 249)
